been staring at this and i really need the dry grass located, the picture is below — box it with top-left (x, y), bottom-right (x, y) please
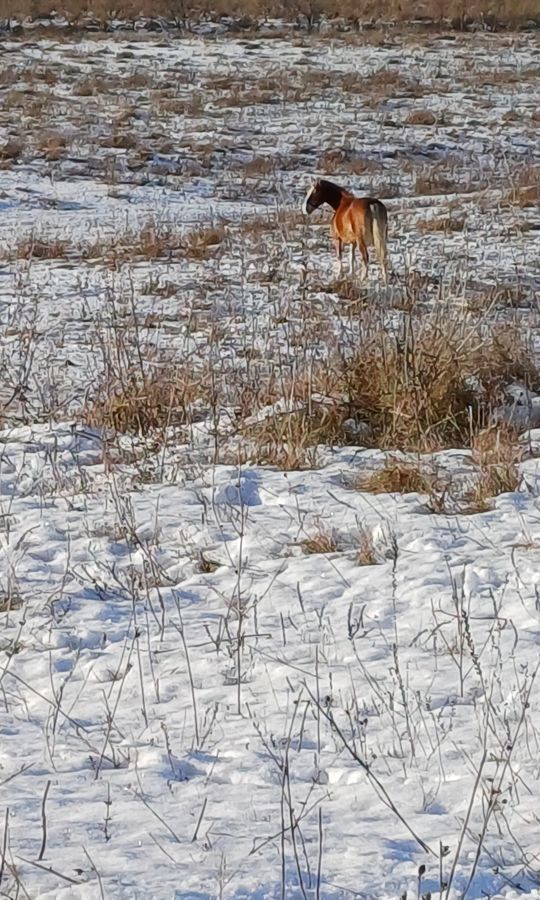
top-left (414, 172), bottom-right (467, 196)
top-left (235, 313), bottom-right (538, 468)
top-left (417, 216), bottom-right (465, 234)
top-left (356, 525), bottom-right (380, 565)
top-left (83, 364), bottom-right (206, 435)
top-left (301, 522), bottom-right (340, 555)
top-left (405, 109), bottom-right (437, 126)
top-left (36, 131), bottom-right (67, 161)
top-left (0, 590), bottom-right (24, 613)
top-left (15, 235), bottom-right (72, 260)
top-left (85, 220), bottom-right (181, 262)
top-left (8, 220), bottom-right (225, 265)
top-left (0, 138), bottom-right (23, 162)
top-left (500, 165), bottom-right (540, 208)
top-left (244, 407), bottom-right (342, 470)
top-left (470, 423), bottom-right (523, 500)
top-left (351, 458), bottom-right (437, 495)
top-left (0, 0), bottom-right (538, 27)
top-left (337, 314), bottom-right (538, 451)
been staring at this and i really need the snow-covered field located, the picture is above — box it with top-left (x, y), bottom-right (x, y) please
top-left (1, 25), bottom-right (540, 899)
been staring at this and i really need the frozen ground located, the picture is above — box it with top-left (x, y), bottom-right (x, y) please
top-left (0, 26), bottom-right (540, 900)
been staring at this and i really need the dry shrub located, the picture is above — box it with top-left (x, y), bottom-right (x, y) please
top-left (351, 458), bottom-right (437, 494)
top-left (339, 314), bottom-right (538, 451)
top-left (83, 364), bottom-right (205, 435)
top-left (239, 314), bottom-right (537, 467)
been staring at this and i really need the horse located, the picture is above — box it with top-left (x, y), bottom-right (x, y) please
top-left (302, 178), bottom-right (389, 284)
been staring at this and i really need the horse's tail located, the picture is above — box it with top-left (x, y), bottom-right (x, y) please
top-left (370, 200), bottom-right (388, 284)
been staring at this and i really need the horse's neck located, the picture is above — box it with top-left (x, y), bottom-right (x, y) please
top-left (323, 182), bottom-right (349, 211)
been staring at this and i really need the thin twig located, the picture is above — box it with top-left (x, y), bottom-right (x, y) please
top-left (38, 780), bottom-right (51, 861)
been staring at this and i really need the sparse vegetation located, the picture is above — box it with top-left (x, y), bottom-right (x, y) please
top-left (1, 22), bottom-right (540, 900)
top-left (0, 0), bottom-right (539, 28)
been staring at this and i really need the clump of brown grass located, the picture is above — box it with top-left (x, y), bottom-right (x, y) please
top-left (15, 234), bottom-right (72, 260)
top-left (405, 109), bottom-right (437, 126)
top-left (339, 313), bottom-right (539, 451)
top-left (470, 423), bottom-right (522, 498)
top-left (82, 220), bottom-right (224, 263)
top-left (83, 364), bottom-right (206, 435)
top-left (414, 172), bottom-right (463, 195)
top-left (182, 224), bottom-right (225, 259)
top-left (198, 553), bottom-right (221, 573)
top-left (301, 521), bottom-right (340, 555)
top-left (0, 138), bottom-right (23, 162)
top-left (417, 215), bottom-right (465, 234)
top-left (245, 407), bottom-right (342, 470)
top-left (36, 131), bottom-right (67, 161)
top-left (500, 165), bottom-right (540, 208)
top-left (351, 458), bottom-right (437, 495)
top-left (423, 424), bottom-right (522, 515)
top-left (356, 524), bottom-right (380, 565)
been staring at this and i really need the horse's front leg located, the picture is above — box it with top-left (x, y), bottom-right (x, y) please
top-left (349, 243), bottom-right (355, 275)
top-left (334, 239), bottom-right (343, 277)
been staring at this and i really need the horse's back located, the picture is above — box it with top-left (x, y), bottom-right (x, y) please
top-left (333, 195), bottom-right (387, 243)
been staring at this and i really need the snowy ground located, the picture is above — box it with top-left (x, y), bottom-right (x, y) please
top-left (1, 26), bottom-right (540, 900)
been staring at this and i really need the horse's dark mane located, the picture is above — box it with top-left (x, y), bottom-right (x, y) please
top-left (319, 179), bottom-right (353, 210)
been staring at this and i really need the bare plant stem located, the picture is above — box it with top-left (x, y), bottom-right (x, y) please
top-left (37, 780), bottom-right (51, 861)
top-left (306, 685), bottom-right (432, 855)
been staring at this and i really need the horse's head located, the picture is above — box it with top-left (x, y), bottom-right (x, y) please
top-left (302, 179), bottom-right (325, 215)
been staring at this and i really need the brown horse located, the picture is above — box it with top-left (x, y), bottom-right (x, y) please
top-left (302, 178), bottom-right (389, 283)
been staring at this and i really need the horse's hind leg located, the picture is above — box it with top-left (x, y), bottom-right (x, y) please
top-left (349, 243), bottom-right (355, 275)
top-left (334, 238), bottom-right (343, 277)
top-left (357, 239), bottom-right (369, 281)
top-left (375, 235), bottom-right (388, 285)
